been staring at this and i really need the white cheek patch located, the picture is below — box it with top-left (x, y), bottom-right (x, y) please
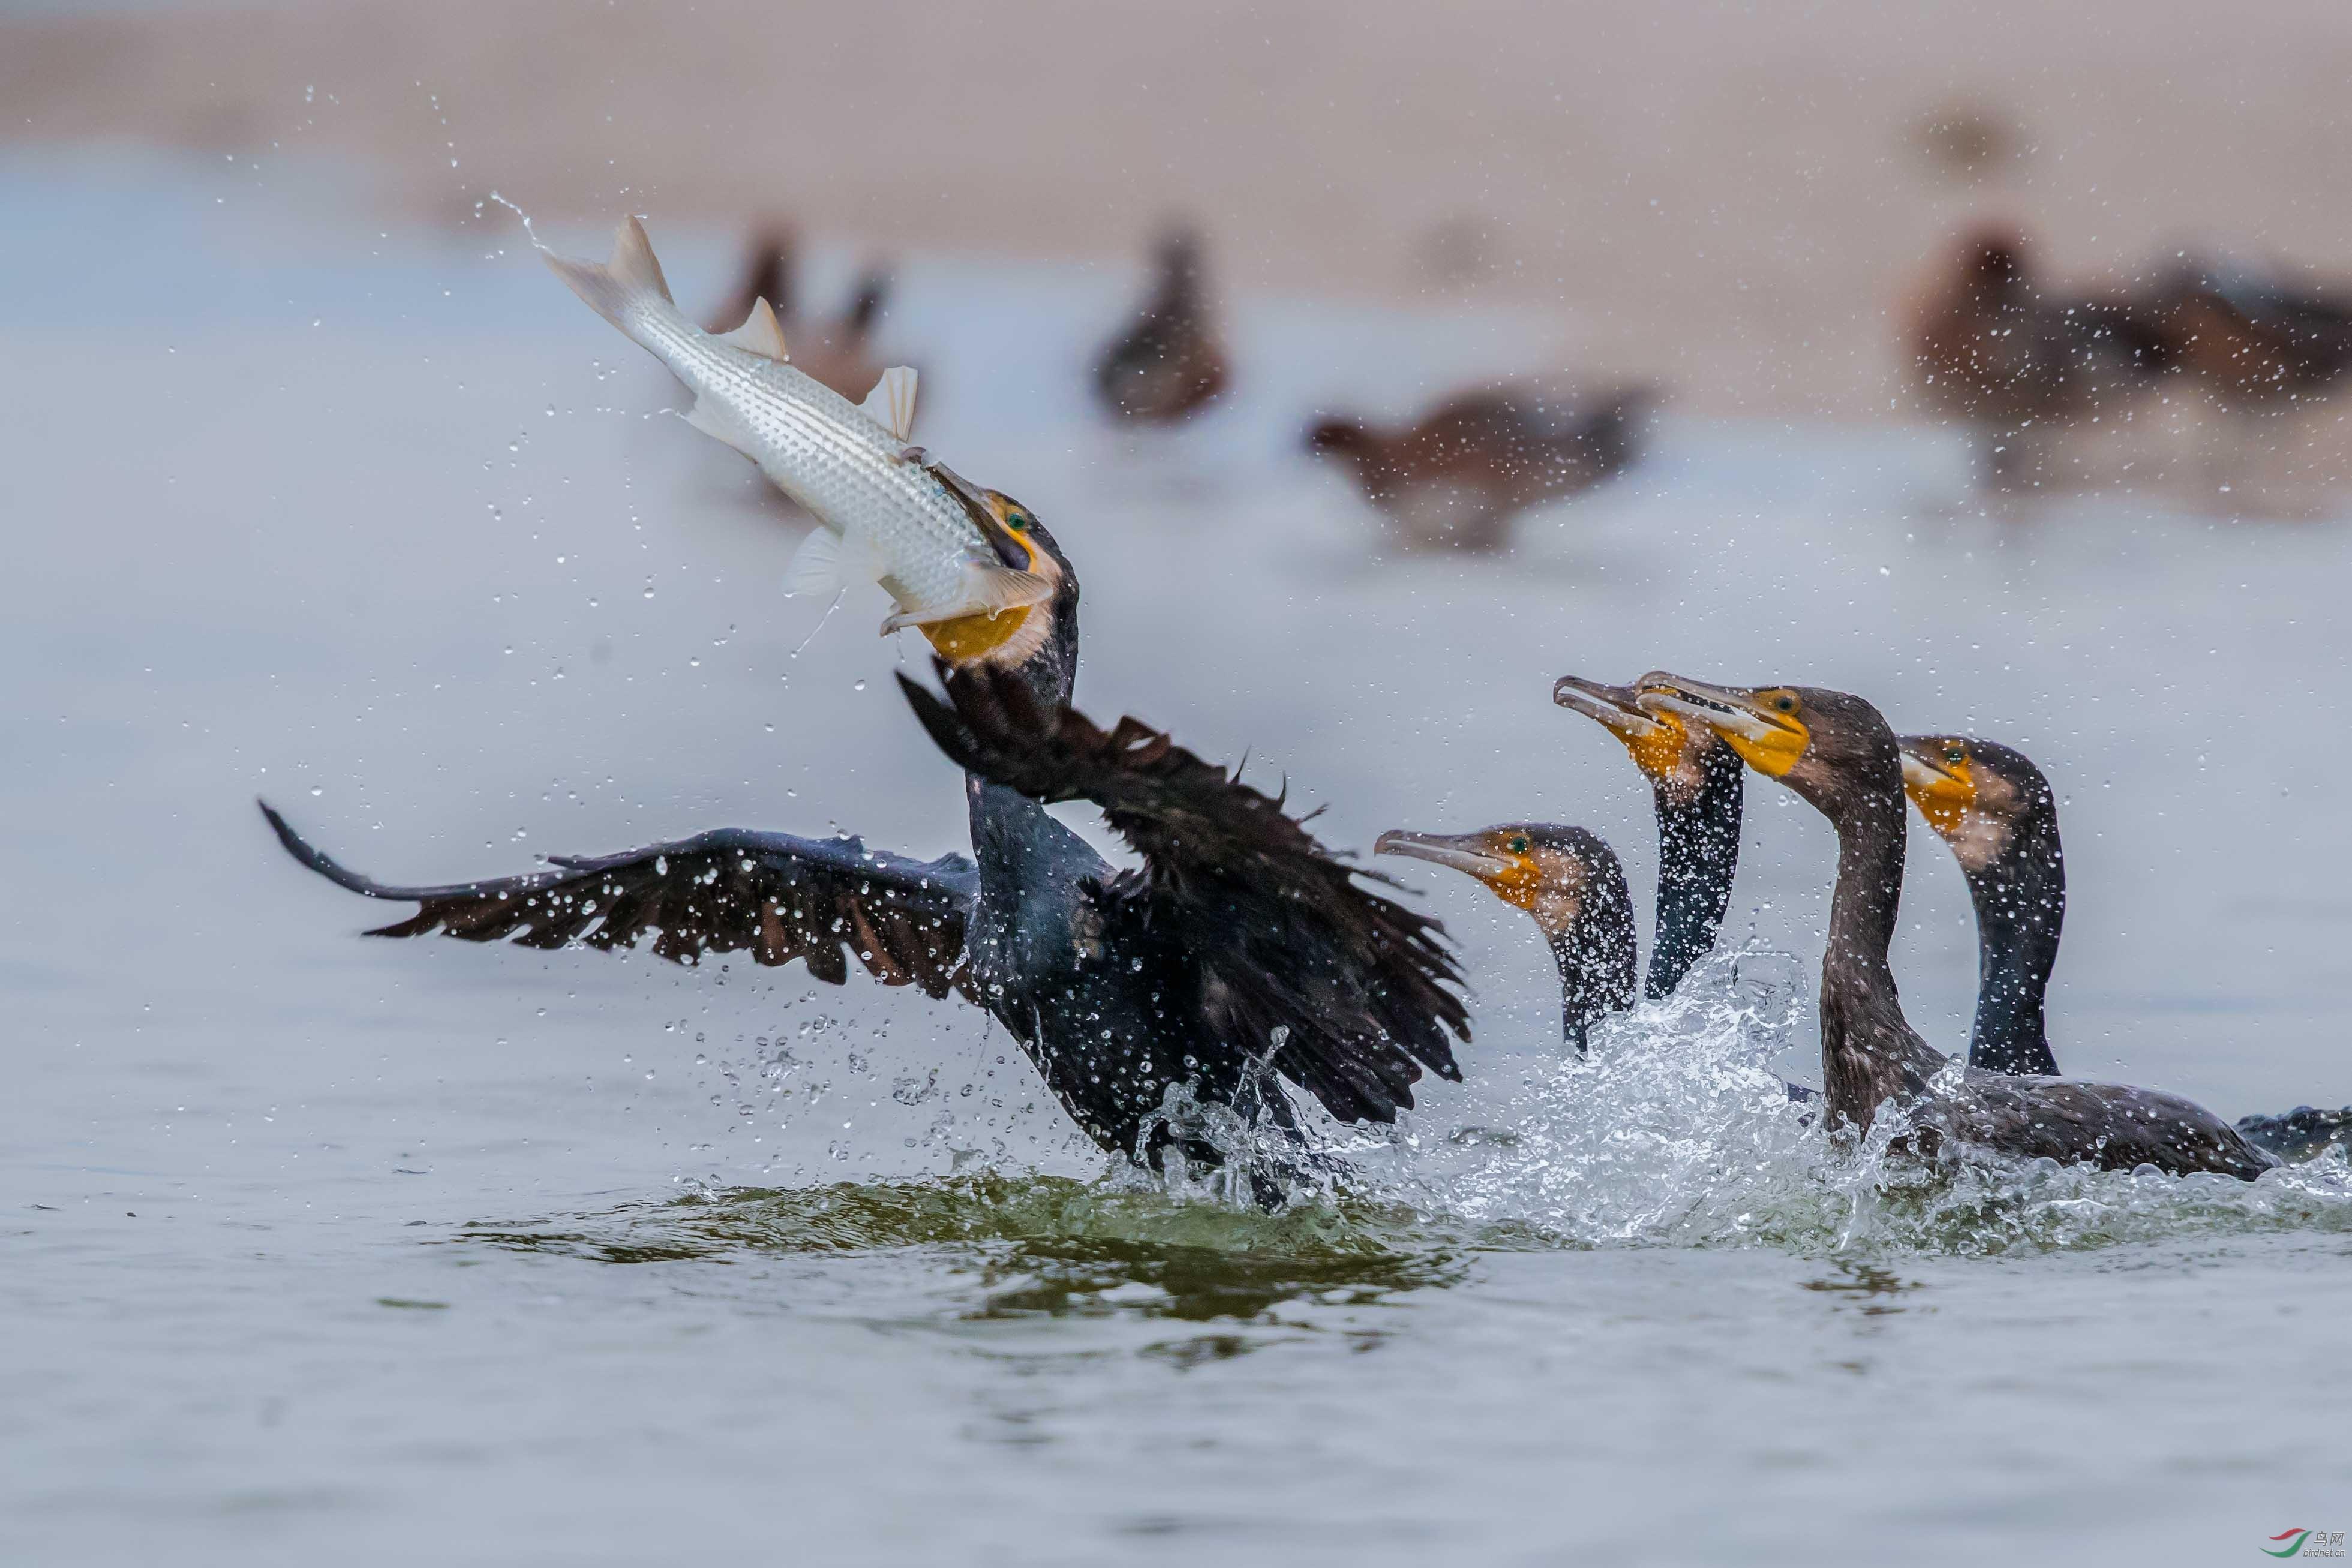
top-left (1947, 809), bottom-right (2012, 875)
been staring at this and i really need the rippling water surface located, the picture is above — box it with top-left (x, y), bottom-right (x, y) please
top-left (7, 157), bottom-right (2352, 1565)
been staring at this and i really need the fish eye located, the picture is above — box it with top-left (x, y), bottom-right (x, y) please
top-left (1945, 744), bottom-right (1966, 765)
top-left (1507, 834), bottom-right (1530, 855)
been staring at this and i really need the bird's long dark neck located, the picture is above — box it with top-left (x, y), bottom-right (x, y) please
top-left (1647, 743), bottom-right (1744, 998)
top-left (961, 628), bottom-right (1088, 950)
top-left (1549, 872), bottom-right (1638, 1056)
top-left (1816, 774), bottom-right (1946, 1130)
top-left (1961, 800), bottom-right (2064, 1077)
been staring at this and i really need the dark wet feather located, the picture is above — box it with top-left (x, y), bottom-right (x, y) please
top-left (260, 803), bottom-right (977, 1001)
top-left (898, 664), bottom-right (1468, 1124)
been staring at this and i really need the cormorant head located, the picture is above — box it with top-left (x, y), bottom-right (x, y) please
top-left (1554, 673), bottom-right (1724, 802)
top-left (1635, 674), bottom-right (1899, 821)
top-left (1897, 735), bottom-right (2053, 875)
top-left (1374, 823), bottom-right (1622, 941)
top-left (918, 489), bottom-right (1080, 704)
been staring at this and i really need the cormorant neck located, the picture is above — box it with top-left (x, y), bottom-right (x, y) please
top-left (962, 617), bottom-right (1086, 941)
top-left (1546, 891), bottom-right (1637, 1057)
top-left (1960, 799), bottom-right (2064, 1077)
top-left (1814, 767), bottom-right (1947, 1128)
top-left (1646, 743), bottom-right (1744, 998)
top-left (1825, 784), bottom-right (1906, 995)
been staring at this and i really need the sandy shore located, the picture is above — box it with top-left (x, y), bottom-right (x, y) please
top-left (10, 0), bottom-right (2352, 416)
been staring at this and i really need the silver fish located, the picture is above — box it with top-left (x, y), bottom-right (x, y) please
top-left (545, 217), bottom-right (1049, 632)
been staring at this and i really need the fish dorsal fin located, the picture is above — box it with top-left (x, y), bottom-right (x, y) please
top-left (860, 367), bottom-right (919, 443)
top-left (611, 216), bottom-right (674, 306)
top-left (718, 296), bottom-right (790, 362)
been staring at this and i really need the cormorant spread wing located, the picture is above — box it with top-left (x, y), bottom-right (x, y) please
top-left (259, 803), bottom-right (977, 999)
top-left (897, 664), bottom-right (1468, 1125)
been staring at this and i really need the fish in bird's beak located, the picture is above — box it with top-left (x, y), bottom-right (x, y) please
top-left (1633, 671), bottom-right (1811, 776)
top-left (1374, 829), bottom-right (1517, 879)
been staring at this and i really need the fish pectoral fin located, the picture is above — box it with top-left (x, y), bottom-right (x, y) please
top-left (716, 296), bottom-right (791, 362)
top-left (963, 564), bottom-right (1056, 613)
top-left (878, 566), bottom-right (1055, 632)
top-left (860, 367), bottom-right (920, 443)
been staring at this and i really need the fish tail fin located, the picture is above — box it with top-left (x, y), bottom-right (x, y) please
top-left (544, 217), bottom-right (684, 343)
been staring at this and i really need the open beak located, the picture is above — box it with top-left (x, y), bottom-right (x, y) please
top-left (1374, 830), bottom-right (1512, 879)
top-left (1552, 674), bottom-right (1662, 738)
top-left (1633, 671), bottom-right (1783, 741)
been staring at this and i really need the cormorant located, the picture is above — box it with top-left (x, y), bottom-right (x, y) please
top-left (1904, 225), bottom-right (2171, 486)
top-left (1543, 673), bottom-right (1818, 1101)
top-left (1893, 735), bottom-right (2063, 1077)
top-left (1900, 734), bottom-right (2351, 1161)
top-left (1636, 675), bottom-right (2273, 1180)
top-left (1307, 383), bottom-right (1653, 552)
top-left (1094, 227), bottom-right (1228, 423)
top-left (264, 494), bottom-right (1467, 1199)
top-left (1373, 826), bottom-right (1636, 1054)
top-left (707, 226), bottom-right (895, 404)
top-left (1552, 674), bottom-right (1743, 999)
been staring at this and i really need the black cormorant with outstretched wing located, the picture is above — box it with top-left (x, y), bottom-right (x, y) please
top-left (265, 490), bottom-right (1465, 1195)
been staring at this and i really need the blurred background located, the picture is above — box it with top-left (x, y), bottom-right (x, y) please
top-left (8, 3), bottom-right (2352, 1564)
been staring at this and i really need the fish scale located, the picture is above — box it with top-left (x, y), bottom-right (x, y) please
top-left (546, 218), bottom-right (1043, 628)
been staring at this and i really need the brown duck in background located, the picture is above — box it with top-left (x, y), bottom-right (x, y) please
top-left (1904, 225), bottom-right (2172, 486)
top-left (2147, 254), bottom-right (2352, 416)
top-left (1094, 228), bottom-right (1230, 423)
top-left (1306, 382), bottom-right (1653, 552)
top-left (708, 226), bottom-right (894, 404)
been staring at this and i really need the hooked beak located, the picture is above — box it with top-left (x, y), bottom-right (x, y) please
top-left (1633, 671), bottom-right (1809, 777)
top-left (1633, 672), bottom-right (1782, 741)
top-left (1552, 674), bottom-right (1663, 738)
top-left (1374, 830), bottom-right (1513, 879)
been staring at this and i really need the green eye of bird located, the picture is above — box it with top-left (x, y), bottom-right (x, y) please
top-left (1507, 836), bottom-right (1529, 854)
top-left (1775, 694), bottom-right (1796, 713)
top-left (1945, 744), bottom-right (1965, 765)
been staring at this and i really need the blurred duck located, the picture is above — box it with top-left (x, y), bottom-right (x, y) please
top-left (1307, 383), bottom-right (1653, 552)
top-left (1375, 825), bottom-right (1636, 1055)
top-left (1637, 674), bottom-right (2272, 1180)
top-left (2147, 255), bottom-right (2352, 416)
top-left (1905, 226), bottom-right (2171, 485)
top-left (1899, 734), bottom-right (2350, 1160)
top-left (1094, 228), bottom-right (1228, 423)
top-left (708, 227), bottom-right (894, 403)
